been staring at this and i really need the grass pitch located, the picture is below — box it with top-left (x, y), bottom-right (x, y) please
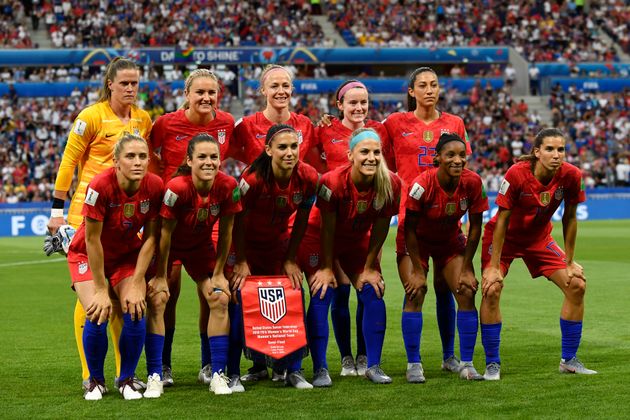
top-left (1, 220), bottom-right (629, 419)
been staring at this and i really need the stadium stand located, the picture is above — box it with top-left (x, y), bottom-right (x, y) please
top-left (1, 1), bottom-right (33, 48)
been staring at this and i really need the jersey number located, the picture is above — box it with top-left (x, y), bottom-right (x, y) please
top-left (417, 146), bottom-right (436, 167)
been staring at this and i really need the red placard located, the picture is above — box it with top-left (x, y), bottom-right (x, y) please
top-left (240, 275), bottom-right (307, 359)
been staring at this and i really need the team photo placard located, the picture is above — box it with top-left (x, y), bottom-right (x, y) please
top-left (240, 275), bottom-right (307, 359)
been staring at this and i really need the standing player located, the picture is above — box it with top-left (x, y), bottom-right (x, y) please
top-left (404, 133), bottom-right (488, 383)
top-left (153, 134), bottom-right (242, 395)
top-left (67, 134), bottom-right (163, 400)
top-left (480, 128), bottom-right (596, 380)
top-left (383, 67), bottom-right (470, 375)
top-left (313, 79), bottom-right (390, 376)
top-left (149, 69), bottom-right (235, 386)
top-left (47, 57), bottom-right (152, 390)
top-left (229, 124), bottom-right (319, 390)
top-left (299, 128), bottom-right (402, 385)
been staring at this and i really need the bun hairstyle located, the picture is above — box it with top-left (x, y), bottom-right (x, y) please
top-left (407, 66), bottom-right (438, 112)
top-left (97, 57), bottom-right (139, 103)
top-left (432, 132), bottom-right (467, 167)
top-left (174, 133), bottom-right (219, 177)
top-left (248, 124), bottom-right (298, 184)
top-left (349, 128), bottom-right (394, 207)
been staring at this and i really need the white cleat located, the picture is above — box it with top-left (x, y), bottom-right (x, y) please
top-left (228, 375), bottom-right (245, 393)
top-left (441, 355), bottom-right (462, 373)
top-left (340, 355), bottom-right (358, 377)
top-left (355, 355), bottom-right (368, 377)
top-left (83, 379), bottom-right (107, 401)
top-left (210, 372), bottom-right (233, 395)
top-left (559, 357), bottom-right (597, 375)
top-left (198, 364), bottom-right (212, 385)
top-left (143, 373), bottom-right (164, 398)
top-left (459, 362), bottom-right (484, 381)
top-left (118, 377), bottom-right (143, 400)
top-left (483, 362), bottom-right (501, 381)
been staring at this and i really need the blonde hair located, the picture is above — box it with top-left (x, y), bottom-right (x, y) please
top-left (180, 69), bottom-right (220, 110)
top-left (97, 57), bottom-right (139, 103)
top-left (113, 132), bottom-right (148, 159)
top-left (259, 64), bottom-right (293, 93)
top-left (350, 128), bottom-right (394, 208)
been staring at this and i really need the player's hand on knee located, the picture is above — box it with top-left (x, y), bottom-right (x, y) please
top-left (457, 270), bottom-right (479, 295)
top-left (482, 267), bottom-right (503, 297)
top-left (147, 276), bottom-right (170, 300)
top-left (310, 268), bottom-right (335, 297)
top-left (210, 274), bottom-right (231, 301)
top-left (86, 289), bottom-right (112, 325)
top-left (404, 267), bottom-right (426, 301)
top-left (123, 287), bottom-right (146, 321)
top-left (566, 261), bottom-right (586, 286)
top-left (231, 260), bottom-right (250, 291)
top-left (358, 268), bottom-right (385, 298)
top-left (282, 259), bottom-right (304, 289)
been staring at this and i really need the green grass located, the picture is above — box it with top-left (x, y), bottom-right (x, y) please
top-left (1, 220), bottom-right (629, 419)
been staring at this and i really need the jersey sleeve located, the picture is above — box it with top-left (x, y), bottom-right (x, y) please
top-left (238, 170), bottom-right (262, 209)
top-left (468, 174), bottom-right (490, 214)
top-left (564, 166), bottom-right (586, 205)
top-left (405, 175), bottom-right (426, 212)
top-left (82, 177), bottom-right (108, 221)
top-left (495, 168), bottom-right (520, 210)
top-left (381, 116), bottom-right (397, 172)
top-left (160, 179), bottom-right (185, 220)
top-left (228, 118), bottom-right (246, 163)
top-left (148, 175), bottom-right (164, 220)
top-left (315, 173), bottom-right (339, 214)
top-left (149, 115), bottom-right (167, 152)
top-left (382, 173), bottom-right (402, 217)
top-left (300, 164), bottom-right (320, 210)
top-left (220, 177), bottom-right (243, 216)
top-left (55, 107), bottom-right (98, 192)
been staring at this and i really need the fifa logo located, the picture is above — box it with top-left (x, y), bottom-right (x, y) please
top-left (258, 287), bottom-right (287, 324)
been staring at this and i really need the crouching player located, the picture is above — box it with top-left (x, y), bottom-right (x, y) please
top-left (66, 133), bottom-right (164, 400)
top-left (299, 128), bottom-right (402, 385)
top-left (480, 128), bottom-right (597, 380)
top-left (403, 133), bottom-right (488, 383)
top-left (153, 133), bottom-right (241, 395)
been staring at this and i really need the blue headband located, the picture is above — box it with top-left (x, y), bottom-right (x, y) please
top-left (349, 130), bottom-right (381, 150)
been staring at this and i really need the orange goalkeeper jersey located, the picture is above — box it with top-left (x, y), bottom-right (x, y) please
top-left (54, 101), bottom-right (152, 227)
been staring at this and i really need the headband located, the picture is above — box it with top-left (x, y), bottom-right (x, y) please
top-left (349, 130), bottom-right (381, 150)
top-left (337, 81), bottom-right (367, 101)
top-left (267, 127), bottom-right (296, 145)
top-left (260, 67), bottom-right (291, 87)
top-left (435, 133), bottom-right (466, 153)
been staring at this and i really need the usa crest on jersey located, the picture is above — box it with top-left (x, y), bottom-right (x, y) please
top-left (210, 203), bottom-right (220, 216)
top-left (258, 287), bottom-right (286, 324)
top-left (554, 187), bottom-right (564, 201)
top-left (459, 198), bottom-right (468, 211)
top-left (309, 253), bottom-right (319, 268)
top-left (140, 199), bottom-right (150, 214)
top-left (297, 130), bottom-right (303, 144)
top-left (292, 192), bottom-right (303, 205)
top-left (217, 129), bottom-right (226, 144)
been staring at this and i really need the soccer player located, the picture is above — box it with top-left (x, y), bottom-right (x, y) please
top-left (313, 79), bottom-right (390, 376)
top-left (383, 67), bottom-right (470, 375)
top-left (67, 134), bottom-right (163, 400)
top-left (229, 64), bottom-right (320, 168)
top-left (404, 133), bottom-right (488, 383)
top-left (47, 57), bottom-right (152, 391)
top-left (299, 128), bottom-right (402, 385)
top-left (229, 124), bottom-right (319, 390)
top-left (154, 133), bottom-right (242, 395)
top-left (480, 128), bottom-right (597, 380)
top-left (149, 69), bottom-right (235, 387)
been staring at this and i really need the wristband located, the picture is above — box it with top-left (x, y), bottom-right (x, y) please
top-left (51, 208), bottom-right (64, 218)
top-left (52, 198), bottom-right (65, 209)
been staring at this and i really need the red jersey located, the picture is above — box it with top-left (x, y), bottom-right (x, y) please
top-left (314, 118), bottom-right (390, 172)
top-left (487, 161), bottom-right (585, 244)
top-left (230, 111), bottom-right (314, 165)
top-left (314, 164), bottom-right (402, 242)
top-left (160, 171), bottom-right (242, 252)
top-left (239, 161), bottom-right (319, 244)
top-left (406, 168), bottom-right (488, 244)
top-left (150, 109), bottom-right (234, 182)
top-left (68, 167), bottom-right (164, 263)
top-left (382, 111), bottom-right (470, 185)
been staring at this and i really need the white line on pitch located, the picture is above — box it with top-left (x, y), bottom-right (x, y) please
top-left (0, 258), bottom-right (65, 268)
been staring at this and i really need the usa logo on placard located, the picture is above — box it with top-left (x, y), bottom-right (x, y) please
top-left (258, 287), bottom-right (287, 324)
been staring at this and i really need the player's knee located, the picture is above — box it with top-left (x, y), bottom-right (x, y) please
top-left (484, 282), bottom-right (503, 303)
top-left (148, 292), bottom-right (169, 314)
top-left (567, 278), bottom-right (586, 300)
top-left (208, 290), bottom-right (229, 311)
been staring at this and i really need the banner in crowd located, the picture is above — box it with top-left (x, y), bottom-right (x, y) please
top-left (535, 62), bottom-right (630, 77)
top-left (2, 190), bottom-right (630, 237)
top-left (548, 77), bottom-right (630, 93)
top-left (0, 47), bottom-right (508, 66)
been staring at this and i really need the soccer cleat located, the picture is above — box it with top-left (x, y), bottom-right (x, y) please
top-left (118, 377), bottom-right (143, 400)
top-left (143, 373), bottom-right (163, 398)
top-left (459, 362), bottom-right (484, 381)
top-left (483, 362), bottom-right (501, 381)
top-left (285, 371), bottom-right (314, 389)
top-left (240, 366), bottom-right (269, 382)
top-left (210, 372), bottom-right (233, 395)
top-left (355, 354), bottom-right (368, 376)
top-left (441, 355), bottom-right (462, 373)
top-left (115, 375), bottom-right (146, 390)
top-left (271, 369), bottom-right (286, 382)
top-left (312, 368), bottom-right (333, 387)
top-left (559, 357), bottom-right (597, 375)
top-left (406, 363), bottom-right (426, 384)
top-left (83, 378), bottom-right (107, 401)
top-left (340, 355), bottom-right (358, 376)
top-left (365, 365), bottom-right (392, 384)
top-left (162, 365), bottom-right (174, 387)
top-left (228, 375), bottom-right (245, 393)
top-left (198, 364), bottom-right (212, 384)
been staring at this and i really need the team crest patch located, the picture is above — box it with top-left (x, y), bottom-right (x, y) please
top-left (258, 287), bottom-right (286, 324)
top-left (409, 183), bottom-right (425, 200)
top-left (217, 129), bottom-right (226, 144)
top-left (319, 185), bottom-right (332, 202)
top-left (297, 130), bottom-right (303, 144)
top-left (78, 261), bottom-right (88, 275)
top-left (197, 208), bottom-right (209, 221)
top-left (239, 179), bottom-right (250, 196)
top-left (85, 188), bottom-right (99, 206)
top-left (498, 179), bottom-right (510, 195)
top-left (210, 204), bottom-right (220, 216)
top-left (460, 198), bottom-right (468, 211)
top-left (554, 188), bottom-right (564, 201)
top-left (276, 196), bottom-right (288, 208)
top-left (140, 199), bottom-right (150, 214)
top-left (445, 202), bottom-right (456, 216)
top-left (373, 197), bottom-right (384, 211)
top-left (163, 189), bottom-right (179, 207)
top-left (292, 192), bottom-right (303, 205)
top-left (357, 200), bottom-right (368, 214)
top-left (309, 254), bottom-right (319, 268)
top-left (73, 119), bottom-right (87, 136)
top-left (540, 191), bottom-right (551, 206)
top-left (124, 203), bottom-right (135, 217)
top-left (423, 130), bottom-right (434, 143)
